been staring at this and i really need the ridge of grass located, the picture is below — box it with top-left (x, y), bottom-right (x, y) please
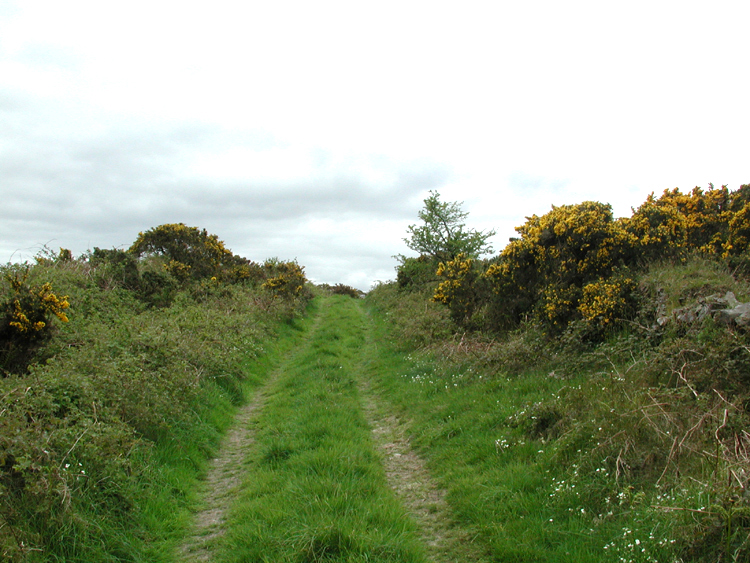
top-left (213, 295), bottom-right (427, 563)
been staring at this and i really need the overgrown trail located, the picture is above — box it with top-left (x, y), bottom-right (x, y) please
top-left (176, 296), bottom-right (486, 562)
top-left (178, 384), bottom-right (269, 561)
top-left (178, 314), bottom-right (318, 562)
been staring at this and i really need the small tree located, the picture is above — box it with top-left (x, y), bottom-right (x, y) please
top-left (403, 191), bottom-right (495, 262)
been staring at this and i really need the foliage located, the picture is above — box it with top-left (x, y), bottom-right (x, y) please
top-left (1, 267), bottom-right (69, 374)
top-left (402, 190), bottom-right (495, 262)
top-left (0, 244), bottom-right (307, 561)
top-left (420, 185), bottom-right (750, 335)
top-left (318, 283), bottom-right (365, 298)
top-left (577, 275), bottom-right (639, 331)
top-left (88, 247), bottom-right (141, 291)
top-left (395, 255), bottom-right (440, 290)
top-left (129, 223), bottom-right (250, 281)
top-left (483, 201), bottom-right (638, 333)
top-left (261, 258), bottom-right (308, 300)
top-left (368, 281), bottom-right (455, 350)
top-left (370, 247), bottom-right (750, 562)
top-left (626, 184), bottom-right (750, 260)
top-left (432, 253), bottom-right (487, 326)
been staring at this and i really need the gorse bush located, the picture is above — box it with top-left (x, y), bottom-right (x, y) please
top-left (390, 184), bottom-right (750, 561)
top-left (417, 184), bottom-right (750, 336)
top-left (433, 253), bottom-right (487, 326)
top-left (261, 258), bottom-right (308, 300)
top-left (484, 201), bottom-right (639, 333)
top-left (0, 267), bottom-right (69, 374)
top-left (129, 223), bottom-right (259, 283)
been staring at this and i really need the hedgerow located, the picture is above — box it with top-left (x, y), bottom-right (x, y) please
top-left (0, 227), bottom-right (312, 562)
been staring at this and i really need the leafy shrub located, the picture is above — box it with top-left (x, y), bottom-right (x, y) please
top-left (138, 268), bottom-right (179, 307)
top-left (395, 255), bottom-right (440, 290)
top-left (0, 251), bottom-right (303, 560)
top-left (367, 281), bottom-right (455, 349)
top-left (402, 190), bottom-right (495, 262)
top-left (578, 275), bottom-right (639, 331)
top-left (318, 283), bottom-right (364, 298)
top-left (483, 201), bottom-right (638, 333)
top-left (1, 268), bottom-right (69, 374)
top-left (627, 184), bottom-right (750, 259)
top-left (433, 253), bottom-right (489, 327)
top-left (261, 259), bottom-right (308, 300)
top-left (88, 247), bottom-right (141, 291)
top-left (129, 223), bottom-right (247, 281)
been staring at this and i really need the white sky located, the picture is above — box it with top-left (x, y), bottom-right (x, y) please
top-left (1, 1), bottom-right (748, 290)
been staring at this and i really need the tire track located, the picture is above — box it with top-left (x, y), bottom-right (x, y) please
top-left (359, 389), bottom-right (489, 563)
top-left (178, 373), bottom-right (278, 562)
top-left (356, 306), bottom-right (489, 562)
top-left (178, 309), bottom-right (322, 562)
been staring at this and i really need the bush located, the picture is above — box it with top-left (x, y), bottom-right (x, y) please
top-left (433, 254), bottom-right (489, 327)
top-left (0, 267), bottom-right (70, 374)
top-left (318, 283), bottom-right (364, 298)
top-left (88, 247), bottom-right (141, 291)
top-left (484, 201), bottom-right (638, 333)
top-left (395, 255), bottom-right (440, 290)
top-left (261, 259), bottom-right (308, 300)
top-left (367, 282), bottom-right (455, 349)
top-left (129, 223), bottom-right (248, 281)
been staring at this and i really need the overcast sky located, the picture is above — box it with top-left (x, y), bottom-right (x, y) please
top-left (1, 1), bottom-right (748, 290)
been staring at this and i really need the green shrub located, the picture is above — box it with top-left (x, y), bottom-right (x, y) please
top-left (261, 258), bottom-right (308, 300)
top-left (129, 223), bottom-right (248, 281)
top-left (319, 283), bottom-right (365, 298)
top-left (395, 255), bottom-right (440, 290)
top-left (0, 267), bottom-right (70, 374)
top-left (88, 247), bottom-right (141, 291)
top-left (367, 282), bottom-right (455, 349)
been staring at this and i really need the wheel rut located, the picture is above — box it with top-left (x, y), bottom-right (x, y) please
top-left (178, 372), bottom-right (279, 562)
top-left (359, 388), bottom-right (488, 562)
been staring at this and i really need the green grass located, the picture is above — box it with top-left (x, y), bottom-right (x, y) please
top-left (214, 296), bottom-right (426, 563)
top-left (0, 256), bottom-right (309, 562)
top-left (362, 298), bottom-right (680, 562)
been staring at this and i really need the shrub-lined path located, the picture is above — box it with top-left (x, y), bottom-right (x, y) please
top-left (176, 295), bottom-right (489, 562)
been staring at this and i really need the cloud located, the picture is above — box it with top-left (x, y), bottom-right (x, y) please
top-left (2, 1), bottom-right (749, 291)
top-left (0, 94), bottom-right (450, 290)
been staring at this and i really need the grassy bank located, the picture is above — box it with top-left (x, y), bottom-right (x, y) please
top-left (1, 256), bottom-right (307, 562)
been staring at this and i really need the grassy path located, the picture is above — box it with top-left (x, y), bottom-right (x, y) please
top-left (176, 295), bottom-right (485, 562)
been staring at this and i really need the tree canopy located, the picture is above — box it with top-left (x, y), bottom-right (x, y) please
top-left (403, 191), bottom-right (495, 262)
